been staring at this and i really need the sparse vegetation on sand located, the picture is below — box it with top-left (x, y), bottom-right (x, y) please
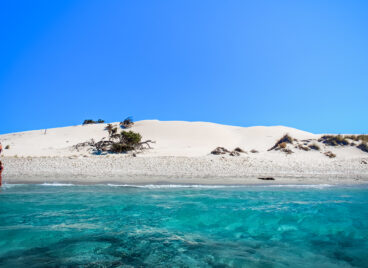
top-left (357, 142), bottom-right (368, 153)
top-left (324, 151), bottom-right (336, 158)
top-left (120, 117), bottom-right (134, 129)
top-left (211, 147), bottom-right (246, 156)
top-left (250, 149), bottom-right (259, 153)
top-left (74, 126), bottom-right (154, 154)
top-left (268, 134), bottom-right (295, 154)
top-left (308, 143), bottom-right (320, 151)
top-left (211, 147), bottom-right (230, 155)
top-left (268, 134), bottom-right (293, 151)
top-left (319, 135), bottom-right (349, 146)
top-left (344, 135), bottom-right (368, 143)
top-left (5, 145), bottom-right (10, 149)
top-left (83, 119), bottom-right (105, 125)
top-left (234, 147), bottom-right (246, 153)
top-left (297, 144), bottom-right (310, 151)
top-left (105, 124), bottom-right (117, 137)
top-left (318, 135), bottom-right (368, 153)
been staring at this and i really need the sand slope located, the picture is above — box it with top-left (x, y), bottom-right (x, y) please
top-left (1, 120), bottom-right (318, 157)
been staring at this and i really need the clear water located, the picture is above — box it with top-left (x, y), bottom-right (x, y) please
top-left (0, 184), bottom-right (368, 268)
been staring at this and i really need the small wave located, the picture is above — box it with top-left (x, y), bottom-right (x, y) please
top-left (258, 184), bottom-right (333, 189)
top-left (40, 183), bottom-right (75, 186)
top-left (1, 183), bottom-right (337, 189)
top-left (106, 184), bottom-right (229, 189)
top-left (1, 183), bottom-right (26, 189)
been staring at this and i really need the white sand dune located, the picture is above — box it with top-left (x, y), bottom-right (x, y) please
top-left (1, 120), bottom-right (367, 184)
top-left (1, 120), bottom-right (317, 157)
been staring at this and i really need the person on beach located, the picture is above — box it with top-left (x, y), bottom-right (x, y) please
top-left (0, 142), bottom-right (2, 155)
top-left (0, 161), bottom-right (3, 187)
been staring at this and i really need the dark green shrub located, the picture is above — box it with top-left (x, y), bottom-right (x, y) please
top-left (83, 119), bottom-right (96, 125)
top-left (83, 119), bottom-right (105, 125)
top-left (5, 145), bottom-right (9, 149)
top-left (121, 131), bottom-right (142, 145)
top-left (110, 143), bottom-right (134, 153)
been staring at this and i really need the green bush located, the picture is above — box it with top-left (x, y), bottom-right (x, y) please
top-left (83, 119), bottom-right (95, 125)
top-left (121, 131), bottom-right (142, 145)
top-left (83, 119), bottom-right (105, 125)
top-left (108, 131), bottom-right (142, 153)
top-left (110, 143), bottom-right (134, 153)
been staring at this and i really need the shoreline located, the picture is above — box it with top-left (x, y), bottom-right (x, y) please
top-left (2, 155), bottom-right (368, 185)
top-left (3, 181), bottom-right (368, 187)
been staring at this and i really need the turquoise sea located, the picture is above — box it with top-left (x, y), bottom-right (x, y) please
top-left (0, 183), bottom-right (367, 268)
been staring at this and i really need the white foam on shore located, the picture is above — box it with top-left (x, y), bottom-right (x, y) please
top-left (105, 183), bottom-right (336, 189)
top-left (258, 184), bottom-right (333, 189)
top-left (106, 184), bottom-right (227, 189)
top-left (1, 183), bottom-right (354, 190)
top-left (40, 183), bottom-right (75, 186)
top-left (1, 183), bottom-right (26, 189)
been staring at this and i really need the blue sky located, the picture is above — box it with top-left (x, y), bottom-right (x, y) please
top-left (1, 0), bottom-right (367, 134)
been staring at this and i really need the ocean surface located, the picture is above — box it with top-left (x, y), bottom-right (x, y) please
top-left (0, 183), bottom-right (368, 268)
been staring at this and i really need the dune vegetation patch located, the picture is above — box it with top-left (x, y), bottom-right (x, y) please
top-left (308, 143), bottom-right (320, 151)
top-left (324, 151), bottom-right (336, 158)
top-left (357, 142), bottom-right (368, 153)
top-left (211, 147), bottom-right (246, 156)
top-left (345, 135), bottom-right (368, 143)
top-left (75, 118), bottom-right (154, 154)
top-left (319, 135), bottom-right (349, 146)
top-left (268, 134), bottom-right (294, 151)
top-left (83, 119), bottom-right (105, 125)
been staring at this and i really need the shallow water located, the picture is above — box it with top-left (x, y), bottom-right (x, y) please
top-left (0, 183), bottom-right (368, 267)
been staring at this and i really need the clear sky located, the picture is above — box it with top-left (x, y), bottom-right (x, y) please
top-left (1, 0), bottom-right (367, 134)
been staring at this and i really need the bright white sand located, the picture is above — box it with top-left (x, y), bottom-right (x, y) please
top-left (1, 120), bottom-right (367, 184)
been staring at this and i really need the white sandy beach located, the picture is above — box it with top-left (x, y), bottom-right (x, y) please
top-left (1, 120), bottom-right (367, 185)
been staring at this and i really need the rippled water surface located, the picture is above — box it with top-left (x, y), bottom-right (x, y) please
top-left (0, 183), bottom-right (368, 267)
